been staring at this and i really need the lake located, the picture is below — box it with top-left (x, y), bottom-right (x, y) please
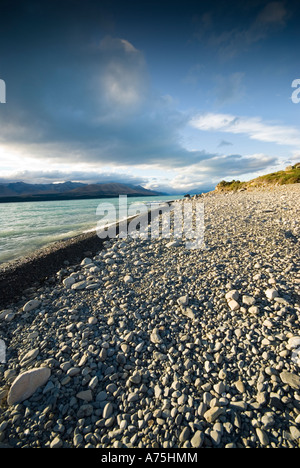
top-left (0, 195), bottom-right (180, 264)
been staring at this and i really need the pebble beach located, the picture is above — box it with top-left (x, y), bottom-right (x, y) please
top-left (0, 184), bottom-right (299, 448)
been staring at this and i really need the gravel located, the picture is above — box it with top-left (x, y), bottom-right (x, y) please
top-left (0, 184), bottom-right (299, 448)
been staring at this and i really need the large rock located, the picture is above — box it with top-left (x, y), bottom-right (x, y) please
top-left (23, 300), bottom-right (41, 313)
top-left (7, 367), bottom-right (51, 405)
top-left (280, 371), bottom-right (300, 389)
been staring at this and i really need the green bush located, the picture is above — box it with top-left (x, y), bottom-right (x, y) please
top-left (216, 163), bottom-right (300, 191)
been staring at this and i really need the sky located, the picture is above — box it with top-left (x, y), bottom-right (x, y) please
top-left (0, 0), bottom-right (300, 194)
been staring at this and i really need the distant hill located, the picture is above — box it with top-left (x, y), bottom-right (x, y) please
top-left (66, 182), bottom-right (162, 197)
top-left (0, 181), bottom-right (165, 202)
top-left (0, 181), bottom-right (85, 198)
top-left (215, 163), bottom-right (300, 192)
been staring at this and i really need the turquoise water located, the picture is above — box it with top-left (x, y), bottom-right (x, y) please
top-left (0, 195), bottom-right (180, 264)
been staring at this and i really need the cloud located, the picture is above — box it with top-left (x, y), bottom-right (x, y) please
top-left (0, 169), bottom-right (147, 186)
top-left (256, 1), bottom-right (287, 27)
top-left (194, 1), bottom-right (289, 59)
top-left (190, 112), bottom-right (300, 147)
top-left (241, 2), bottom-right (288, 46)
top-left (0, 34), bottom-right (214, 171)
top-left (143, 152), bottom-right (278, 194)
top-left (218, 140), bottom-right (233, 147)
top-left (96, 36), bottom-right (148, 110)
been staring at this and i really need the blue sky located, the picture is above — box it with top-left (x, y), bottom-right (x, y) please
top-left (0, 0), bottom-right (299, 193)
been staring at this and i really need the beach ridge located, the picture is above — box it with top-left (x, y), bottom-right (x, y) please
top-left (0, 184), bottom-right (299, 448)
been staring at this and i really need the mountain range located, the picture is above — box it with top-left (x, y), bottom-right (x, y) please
top-left (0, 181), bottom-right (165, 202)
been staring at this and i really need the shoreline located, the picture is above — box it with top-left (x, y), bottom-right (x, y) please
top-left (0, 229), bottom-right (104, 309)
top-left (0, 214), bottom-right (144, 309)
top-left (0, 196), bottom-right (174, 273)
top-left (0, 198), bottom-right (174, 308)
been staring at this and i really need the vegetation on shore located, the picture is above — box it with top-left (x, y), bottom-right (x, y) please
top-left (216, 163), bottom-right (300, 192)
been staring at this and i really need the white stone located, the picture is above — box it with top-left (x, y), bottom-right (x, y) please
top-left (249, 305), bottom-right (260, 314)
top-left (124, 275), bottom-right (133, 284)
top-left (50, 436), bottom-right (63, 448)
top-left (191, 430), bottom-right (204, 448)
top-left (204, 407), bottom-right (224, 423)
top-left (154, 385), bottom-right (162, 398)
top-left (177, 295), bottom-right (189, 306)
top-left (23, 300), bottom-right (41, 313)
top-left (81, 257), bottom-right (92, 265)
top-left (265, 288), bottom-right (279, 300)
top-left (7, 367), bottom-right (51, 405)
top-left (242, 295), bottom-right (256, 305)
top-left (135, 342), bottom-right (144, 352)
top-left (71, 281), bottom-right (87, 290)
top-left (88, 316), bottom-right (97, 325)
top-left (0, 339), bottom-right (6, 364)
top-left (280, 371), bottom-right (300, 389)
top-left (20, 348), bottom-right (39, 365)
top-left (67, 367), bottom-right (81, 376)
top-left (127, 392), bottom-right (139, 402)
top-left (129, 372), bottom-right (141, 384)
top-left (103, 402), bottom-right (114, 419)
top-left (213, 382), bottom-right (226, 394)
top-left (63, 276), bottom-right (75, 288)
top-left (228, 299), bottom-right (240, 311)
top-left (0, 309), bottom-right (12, 320)
top-left (4, 312), bottom-right (15, 322)
top-left (290, 426), bottom-right (300, 441)
top-left (263, 319), bottom-right (273, 328)
top-left (225, 290), bottom-right (239, 301)
top-left (288, 336), bottom-right (300, 349)
top-left (181, 307), bottom-right (195, 320)
top-left (165, 240), bottom-right (180, 248)
top-left (88, 376), bottom-right (98, 390)
top-left (256, 428), bottom-right (269, 446)
top-left (150, 328), bottom-right (163, 344)
top-left (204, 360), bottom-right (213, 373)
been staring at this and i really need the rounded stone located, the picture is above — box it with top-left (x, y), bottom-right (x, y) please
top-left (7, 367), bottom-right (51, 405)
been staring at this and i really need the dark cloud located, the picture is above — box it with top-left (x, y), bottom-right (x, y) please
top-left (218, 140), bottom-right (233, 147)
top-left (0, 169), bottom-right (146, 185)
top-left (198, 153), bottom-right (278, 176)
top-left (0, 4), bottom-right (210, 170)
top-left (193, 1), bottom-right (291, 59)
top-left (0, 26), bottom-right (220, 170)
